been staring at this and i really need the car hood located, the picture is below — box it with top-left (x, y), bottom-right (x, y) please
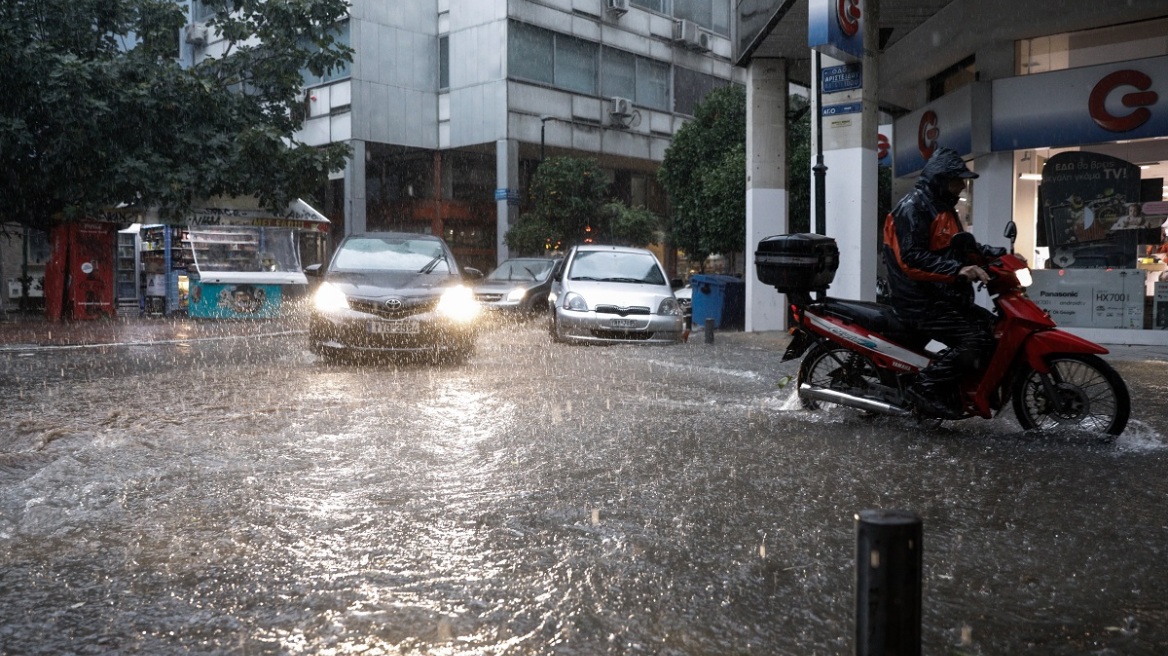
top-left (475, 279), bottom-right (544, 292)
top-left (326, 270), bottom-right (463, 299)
top-left (564, 280), bottom-right (673, 309)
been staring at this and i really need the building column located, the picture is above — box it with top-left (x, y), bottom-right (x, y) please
top-left (969, 151), bottom-right (1017, 253)
top-left (745, 57), bottom-right (790, 332)
top-left (812, 8), bottom-right (880, 301)
top-left (345, 139), bottom-right (367, 236)
top-left (496, 138), bottom-right (519, 265)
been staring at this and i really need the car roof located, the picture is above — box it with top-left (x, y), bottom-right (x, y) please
top-left (342, 231), bottom-right (443, 242)
top-left (570, 244), bottom-right (654, 255)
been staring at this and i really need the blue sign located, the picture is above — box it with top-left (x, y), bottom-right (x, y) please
top-left (808, 0), bottom-right (863, 63)
top-left (822, 64), bottom-right (862, 93)
top-left (821, 102), bottom-right (863, 117)
top-left (494, 188), bottom-right (521, 204)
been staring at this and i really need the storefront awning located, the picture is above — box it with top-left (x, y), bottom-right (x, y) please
top-left (136, 196), bottom-right (331, 232)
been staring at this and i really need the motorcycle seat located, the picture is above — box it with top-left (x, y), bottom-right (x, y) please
top-left (813, 298), bottom-right (928, 349)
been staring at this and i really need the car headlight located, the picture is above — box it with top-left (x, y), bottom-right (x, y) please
top-left (1015, 267), bottom-right (1033, 288)
top-left (562, 292), bottom-right (588, 312)
top-left (506, 287), bottom-right (527, 302)
top-left (658, 297), bottom-right (681, 316)
top-left (312, 281), bottom-right (349, 312)
top-left (437, 285), bottom-right (481, 323)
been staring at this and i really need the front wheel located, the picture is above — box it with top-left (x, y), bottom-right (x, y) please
top-left (1011, 354), bottom-right (1130, 436)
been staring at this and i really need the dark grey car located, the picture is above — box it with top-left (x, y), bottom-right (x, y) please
top-left (472, 257), bottom-right (560, 315)
top-left (306, 232), bottom-right (483, 362)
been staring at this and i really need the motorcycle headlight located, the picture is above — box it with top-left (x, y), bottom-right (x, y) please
top-left (312, 281), bottom-right (349, 312)
top-left (437, 285), bottom-right (481, 323)
top-left (506, 287), bottom-right (527, 302)
top-left (1015, 267), bottom-right (1033, 288)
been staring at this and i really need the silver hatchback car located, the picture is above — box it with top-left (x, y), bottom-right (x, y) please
top-left (548, 244), bottom-right (685, 344)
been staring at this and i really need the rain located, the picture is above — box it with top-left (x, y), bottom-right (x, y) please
top-left (2, 318), bottom-right (1167, 654)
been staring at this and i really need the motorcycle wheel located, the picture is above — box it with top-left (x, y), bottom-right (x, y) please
top-left (796, 342), bottom-right (883, 412)
top-left (1011, 354), bottom-right (1130, 436)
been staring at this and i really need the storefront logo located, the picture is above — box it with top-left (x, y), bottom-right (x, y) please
top-left (837, 0), bottom-right (861, 37)
top-left (917, 110), bottom-right (940, 160)
top-left (877, 133), bottom-right (890, 160)
top-left (1088, 69), bottom-right (1159, 133)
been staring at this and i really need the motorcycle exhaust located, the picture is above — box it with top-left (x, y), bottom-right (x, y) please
top-left (798, 384), bottom-right (912, 417)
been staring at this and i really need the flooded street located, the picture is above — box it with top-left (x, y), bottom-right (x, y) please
top-left (1, 319), bottom-right (1167, 655)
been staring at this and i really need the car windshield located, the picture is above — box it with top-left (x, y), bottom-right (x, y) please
top-left (486, 259), bottom-right (555, 282)
top-left (331, 237), bottom-right (451, 273)
top-left (568, 251), bottom-right (666, 285)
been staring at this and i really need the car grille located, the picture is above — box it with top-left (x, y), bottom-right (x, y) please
top-left (594, 305), bottom-right (651, 317)
top-left (475, 292), bottom-right (505, 303)
top-left (349, 297), bottom-right (440, 319)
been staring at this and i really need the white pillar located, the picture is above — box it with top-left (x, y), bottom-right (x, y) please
top-left (345, 139), bottom-right (367, 236)
top-left (745, 58), bottom-right (790, 332)
top-left (496, 138), bottom-right (518, 264)
top-left (969, 151), bottom-right (1016, 251)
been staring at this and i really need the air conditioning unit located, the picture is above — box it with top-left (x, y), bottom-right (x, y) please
top-left (609, 96), bottom-right (633, 118)
top-left (671, 19), bottom-right (708, 51)
top-left (183, 22), bottom-right (208, 46)
top-left (606, 0), bottom-right (630, 15)
top-left (697, 29), bottom-right (713, 51)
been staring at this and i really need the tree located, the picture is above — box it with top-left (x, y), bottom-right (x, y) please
top-left (658, 88), bottom-right (814, 266)
top-left (505, 156), bottom-right (661, 254)
top-left (658, 85), bottom-right (746, 266)
top-left (0, 0), bottom-right (352, 231)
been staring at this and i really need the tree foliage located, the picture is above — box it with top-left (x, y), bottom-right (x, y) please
top-left (659, 87), bottom-right (815, 264)
top-left (505, 156), bottom-right (661, 254)
top-left (658, 85), bottom-right (747, 264)
top-left (0, 0), bottom-right (352, 230)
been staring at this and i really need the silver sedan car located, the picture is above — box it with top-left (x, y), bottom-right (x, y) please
top-left (548, 244), bottom-right (685, 344)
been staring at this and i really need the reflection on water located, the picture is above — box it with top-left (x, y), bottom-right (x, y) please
top-left (0, 326), bottom-right (1166, 654)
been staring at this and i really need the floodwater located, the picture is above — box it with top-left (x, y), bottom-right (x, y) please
top-left (1, 319), bottom-right (1166, 655)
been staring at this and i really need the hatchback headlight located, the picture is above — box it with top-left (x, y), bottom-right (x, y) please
top-left (506, 288), bottom-right (527, 302)
top-left (437, 285), bottom-right (481, 323)
top-left (313, 282), bottom-right (349, 312)
top-left (658, 297), bottom-right (681, 316)
top-left (562, 292), bottom-right (588, 312)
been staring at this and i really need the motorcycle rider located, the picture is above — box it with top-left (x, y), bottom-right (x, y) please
top-left (882, 147), bottom-right (1007, 418)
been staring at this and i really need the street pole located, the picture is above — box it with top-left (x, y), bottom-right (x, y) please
top-left (540, 115), bottom-right (549, 164)
top-left (855, 509), bottom-right (922, 656)
top-left (813, 51), bottom-right (828, 236)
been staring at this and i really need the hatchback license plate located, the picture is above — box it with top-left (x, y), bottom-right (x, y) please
top-left (369, 320), bottom-right (420, 335)
top-left (609, 318), bottom-right (638, 328)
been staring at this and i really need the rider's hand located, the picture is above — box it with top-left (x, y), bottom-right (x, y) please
top-left (958, 265), bottom-right (990, 284)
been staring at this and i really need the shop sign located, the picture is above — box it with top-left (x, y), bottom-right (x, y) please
top-left (992, 54), bottom-right (1168, 151)
top-left (821, 101), bottom-right (862, 117)
top-left (808, 0), bottom-right (863, 63)
top-left (822, 64), bottom-right (862, 93)
top-left (878, 126), bottom-right (892, 168)
top-left (1039, 151), bottom-right (1141, 250)
top-left (893, 85), bottom-right (973, 177)
top-left (1030, 269), bottom-right (1145, 329)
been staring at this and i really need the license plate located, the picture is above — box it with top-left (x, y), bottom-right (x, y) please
top-left (368, 320), bottom-right (420, 335)
top-left (609, 318), bottom-right (638, 328)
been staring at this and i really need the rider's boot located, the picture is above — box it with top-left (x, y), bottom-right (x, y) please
top-left (905, 382), bottom-right (963, 419)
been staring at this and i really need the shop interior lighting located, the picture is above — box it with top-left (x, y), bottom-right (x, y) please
top-left (1018, 173), bottom-right (1043, 181)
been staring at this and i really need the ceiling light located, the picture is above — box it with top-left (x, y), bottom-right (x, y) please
top-left (1019, 173), bottom-right (1043, 181)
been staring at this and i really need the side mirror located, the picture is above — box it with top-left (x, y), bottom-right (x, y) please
top-left (304, 263), bottom-right (322, 278)
top-left (463, 267), bottom-right (484, 280)
top-left (670, 278), bottom-right (684, 290)
top-left (1004, 221), bottom-right (1018, 242)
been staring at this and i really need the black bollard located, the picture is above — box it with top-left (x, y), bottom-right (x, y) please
top-left (855, 509), bottom-right (922, 656)
top-left (704, 317), bottom-right (715, 344)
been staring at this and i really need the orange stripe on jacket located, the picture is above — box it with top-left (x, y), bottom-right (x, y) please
top-left (883, 212), bottom-right (957, 283)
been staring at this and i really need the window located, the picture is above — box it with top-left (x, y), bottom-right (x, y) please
top-left (629, 0), bottom-right (730, 36)
top-left (439, 35), bottom-right (449, 90)
top-left (191, 0), bottom-right (216, 21)
top-left (674, 67), bottom-right (731, 116)
top-left (927, 55), bottom-right (975, 101)
top-left (555, 35), bottom-right (598, 95)
top-left (601, 48), bottom-right (636, 100)
top-left (509, 22), bottom-right (554, 85)
top-left (300, 20), bottom-right (351, 87)
top-left (637, 58), bottom-right (671, 111)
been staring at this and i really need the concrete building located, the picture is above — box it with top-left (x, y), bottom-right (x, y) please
top-left (211, 0), bottom-right (746, 274)
top-left (735, 0), bottom-right (1168, 344)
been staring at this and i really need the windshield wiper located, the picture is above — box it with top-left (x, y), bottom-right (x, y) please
top-left (419, 253), bottom-right (446, 274)
top-left (601, 277), bottom-right (645, 283)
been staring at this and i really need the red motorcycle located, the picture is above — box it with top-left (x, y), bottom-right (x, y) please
top-left (756, 226), bottom-right (1131, 436)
